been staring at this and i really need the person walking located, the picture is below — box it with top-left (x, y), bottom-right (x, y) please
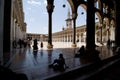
top-left (33, 39), bottom-right (38, 51)
top-left (40, 41), bottom-right (43, 48)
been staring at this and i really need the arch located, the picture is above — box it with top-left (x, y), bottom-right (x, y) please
top-left (80, 4), bottom-right (87, 11)
top-left (67, 0), bottom-right (76, 13)
top-left (95, 11), bottom-right (102, 22)
top-left (67, 0), bottom-right (87, 14)
top-left (76, 5), bottom-right (86, 27)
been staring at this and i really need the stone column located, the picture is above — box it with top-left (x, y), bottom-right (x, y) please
top-left (99, 20), bottom-right (103, 45)
top-left (15, 21), bottom-right (17, 40)
top-left (13, 19), bottom-right (15, 40)
top-left (0, 0), bottom-right (4, 65)
top-left (70, 35), bottom-right (72, 42)
top-left (86, 0), bottom-right (95, 51)
top-left (3, 0), bottom-right (12, 65)
top-left (66, 34), bottom-right (69, 42)
top-left (115, 1), bottom-right (120, 47)
top-left (107, 25), bottom-right (110, 40)
top-left (100, 1), bottom-right (103, 45)
top-left (110, 25), bottom-right (115, 41)
top-left (46, 0), bottom-right (54, 49)
top-left (11, 0), bottom-right (14, 51)
top-left (71, 12), bottom-right (77, 47)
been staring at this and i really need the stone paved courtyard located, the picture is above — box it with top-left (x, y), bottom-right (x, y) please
top-left (8, 42), bottom-right (114, 80)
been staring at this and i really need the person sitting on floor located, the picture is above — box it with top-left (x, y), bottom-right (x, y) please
top-left (49, 53), bottom-right (67, 71)
top-left (78, 45), bottom-right (86, 55)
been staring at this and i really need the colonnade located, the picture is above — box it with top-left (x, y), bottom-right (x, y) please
top-left (0, 0), bottom-right (120, 65)
top-left (0, 0), bottom-right (26, 65)
top-left (46, 0), bottom-right (117, 51)
top-left (52, 26), bottom-right (86, 42)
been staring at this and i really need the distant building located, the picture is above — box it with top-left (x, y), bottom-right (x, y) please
top-left (10, 0), bottom-right (26, 50)
top-left (26, 33), bottom-right (48, 41)
top-left (26, 9), bottom-right (115, 44)
top-left (65, 9), bottom-right (72, 29)
top-left (11, 0), bottom-right (26, 40)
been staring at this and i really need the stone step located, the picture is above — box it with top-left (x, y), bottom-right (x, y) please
top-left (44, 54), bottom-right (120, 80)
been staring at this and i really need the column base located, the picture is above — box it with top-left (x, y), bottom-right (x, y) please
top-left (86, 49), bottom-right (100, 57)
top-left (100, 42), bottom-right (104, 46)
top-left (71, 44), bottom-right (77, 47)
top-left (47, 43), bottom-right (53, 49)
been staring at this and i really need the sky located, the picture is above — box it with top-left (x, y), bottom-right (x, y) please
top-left (23, 0), bottom-right (97, 34)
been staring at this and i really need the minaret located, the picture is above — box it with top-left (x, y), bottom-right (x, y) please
top-left (65, 8), bottom-right (72, 29)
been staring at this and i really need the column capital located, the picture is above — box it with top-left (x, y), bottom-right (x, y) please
top-left (71, 44), bottom-right (77, 47)
top-left (46, 4), bottom-right (54, 13)
top-left (72, 12), bottom-right (78, 20)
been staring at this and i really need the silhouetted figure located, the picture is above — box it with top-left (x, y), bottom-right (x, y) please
top-left (40, 41), bottom-right (43, 48)
top-left (18, 39), bottom-right (22, 48)
top-left (57, 54), bottom-right (66, 70)
top-left (33, 39), bottom-right (38, 51)
top-left (78, 45), bottom-right (86, 55)
top-left (49, 53), bottom-right (67, 71)
top-left (107, 39), bottom-right (111, 48)
top-left (77, 39), bottom-right (79, 42)
top-left (0, 65), bottom-right (28, 80)
top-left (27, 40), bottom-right (31, 48)
top-left (23, 39), bottom-right (28, 48)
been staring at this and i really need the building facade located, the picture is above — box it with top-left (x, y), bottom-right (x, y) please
top-left (26, 33), bottom-right (48, 42)
top-left (26, 9), bottom-right (115, 45)
top-left (11, 0), bottom-right (26, 47)
top-left (0, 0), bottom-right (26, 64)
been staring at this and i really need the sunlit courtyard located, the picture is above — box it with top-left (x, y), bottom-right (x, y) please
top-left (31, 42), bottom-right (86, 50)
top-left (8, 42), bottom-right (114, 80)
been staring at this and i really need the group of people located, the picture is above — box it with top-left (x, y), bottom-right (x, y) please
top-left (12, 38), bottom-right (44, 51)
top-left (12, 39), bottom-right (31, 49)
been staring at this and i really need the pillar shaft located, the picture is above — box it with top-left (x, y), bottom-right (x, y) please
top-left (100, 19), bottom-right (103, 44)
top-left (48, 12), bottom-right (52, 45)
top-left (3, 0), bottom-right (12, 64)
top-left (71, 12), bottom-right (77, 47)
top-left (0, 0), bottom-right (4, 65)
top-left (46, 1), bottom-right (54, 49)
top-left (86, 0), bottom-right (95, 50)
top-left (115, 1), bottom-right (120, 47)
top-left (73, 18), bottom-right (76, 44)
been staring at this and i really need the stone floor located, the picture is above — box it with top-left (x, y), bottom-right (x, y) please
top-left (8, 42), bottom-right (114, 80)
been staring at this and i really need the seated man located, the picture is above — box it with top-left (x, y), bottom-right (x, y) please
top-left (49, 54), bottom-right (66, 71)
top-left (78, 45), bottom-right (86, 55)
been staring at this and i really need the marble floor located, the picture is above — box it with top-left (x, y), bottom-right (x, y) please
top-left (8, 42), bottom-right (114, 80)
